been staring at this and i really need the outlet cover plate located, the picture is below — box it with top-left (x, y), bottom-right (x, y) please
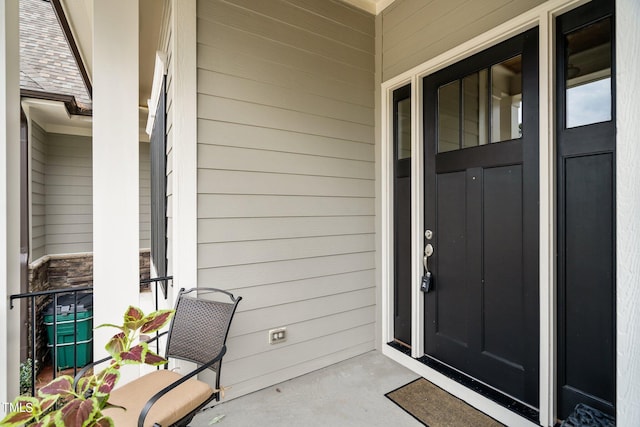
top-left (269, 327), bottom-right (287, 344)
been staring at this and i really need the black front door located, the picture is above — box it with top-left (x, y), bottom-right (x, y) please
top-left (423, 29), bottom-right (539, 406)
top-left (556, 0), bottom-right (616, 418)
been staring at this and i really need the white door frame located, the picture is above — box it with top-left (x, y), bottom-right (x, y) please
top-left (379, 1), bottom-right (589, 426)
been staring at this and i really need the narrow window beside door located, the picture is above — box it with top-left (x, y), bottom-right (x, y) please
top-left (393, 84), bottom-right (412, 348)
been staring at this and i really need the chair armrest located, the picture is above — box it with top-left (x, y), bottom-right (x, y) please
top-left (73, 355), bottom-right (114, 394)
top-left (138, 345), bottom-right (227, 427)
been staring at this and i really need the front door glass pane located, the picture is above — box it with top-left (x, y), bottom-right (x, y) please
top-left (490, 55), bottom-right (523, 142)
top-left (565, 18), bottom-right (612, 129)
top-left (463, 70), bottom-right (489, 149)
top-left (438, 81), bottom-right (460, 153)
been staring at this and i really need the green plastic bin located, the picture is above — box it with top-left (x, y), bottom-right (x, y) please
top-left (44, 294), bottom-right (93, 370)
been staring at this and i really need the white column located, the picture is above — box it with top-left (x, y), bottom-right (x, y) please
top-left (0, 0), bottom-right (21, 405)
top-left (616, 0), bottom-right (640, 424)
top-left (92, 0), bottom-right (140, 381)
top-left (171, 0), bottom-right (197, 297)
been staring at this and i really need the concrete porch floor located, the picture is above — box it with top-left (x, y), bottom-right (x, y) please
top-left (190, 350), bottom-right (422, 427)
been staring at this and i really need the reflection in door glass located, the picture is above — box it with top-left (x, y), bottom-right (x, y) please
top-left (490, 55), bottom-right (522, 142)
top-left (438, 81), bottom-right (460, 153)
top-left (397, 98), bottom-right (412, 159)
top-left (565, 18), bottom-right (612, 128)
top-left (463, 70), bottom-right (489, 149)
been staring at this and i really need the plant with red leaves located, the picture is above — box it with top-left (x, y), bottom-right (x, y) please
top-left (0, 306), bottom-right (174, 426)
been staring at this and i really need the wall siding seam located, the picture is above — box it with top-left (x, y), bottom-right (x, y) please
top-left (197, 141), bottom-right (374, 162)
top-left (196, 118), bottom-right (375, 146)
top-left (200, 0), bottom-right (374, 55)
top-left (196, 68), bottom-right (376, 114)
top-left (196, 19), bottom-right (375, 75)
top-left (197, 92), bottom-right (374, 128)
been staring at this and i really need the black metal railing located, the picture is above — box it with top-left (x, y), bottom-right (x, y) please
top-left (10, 286), bottom-right (93, 396)
top-left (9, 276), bottom-right (173, 396)
top-left (139, 276), bottom-right (173, 357)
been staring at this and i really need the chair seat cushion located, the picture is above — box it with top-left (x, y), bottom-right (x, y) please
top-left (102, 370), bottom-right (214, 427)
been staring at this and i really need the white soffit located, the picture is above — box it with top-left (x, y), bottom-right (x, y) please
top-left (21, 98), bottom-right (92, 137)
top-left (58, 0), bottom-right (93, 82)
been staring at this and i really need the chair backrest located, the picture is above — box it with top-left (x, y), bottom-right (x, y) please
top-left (164, 287), bottom-right (241, 372)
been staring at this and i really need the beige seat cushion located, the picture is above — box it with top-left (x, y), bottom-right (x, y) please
top-left (102, 370), bottom-right (214, 427)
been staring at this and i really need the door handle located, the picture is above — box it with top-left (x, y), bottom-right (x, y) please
top-left (421, 244), bottom-right (434, 293)
top-left (423, 243), bottom-right (434, 271)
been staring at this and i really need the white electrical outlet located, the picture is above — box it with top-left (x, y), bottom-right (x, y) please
top-left (269, 327), bottom-right (287, 344)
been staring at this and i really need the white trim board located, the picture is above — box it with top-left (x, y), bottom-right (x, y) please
top-left (378, 0), bottom-right (591, 426)
top-left (1, 0), bottom-right (22, 404)
top-left (169, 0), bottom-right (197, 301)
top-left (615, 0), bottom-right (640, 424)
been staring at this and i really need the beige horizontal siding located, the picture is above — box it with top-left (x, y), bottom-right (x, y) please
top-left (196, 0), bottom-right (375, 399)
top-left (44, 133), bottom-right (93, 255)
top-left (381, 0), bottom-right (546, 81)
top-left (198, 69), bottom-right (374, 125)
top-left (198, 194), bottom-right (374, 218)
top-left (198, 95), bottom-right (373, 143)
top-left (30, 126), bottom-right (151, 258)
top-left (199, 216), bottom-right (374, 243)
top-left (198, 120), bottom-right (374, 161)
top-left (30, 122), bottom-right (47, 260)
top-left (198, 144), bottom-right (374, 179)
top-left (198, 252), bottom-right (374, 289)
top-left (139, 142), bottom-right (151, 248)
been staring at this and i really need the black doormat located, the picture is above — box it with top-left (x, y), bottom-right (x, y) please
top-left (385, 378), bottom-right (504, 427)
top-left (560, 404), bottom-right (615, 427)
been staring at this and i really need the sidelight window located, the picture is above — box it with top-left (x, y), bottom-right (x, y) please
top-left (565, 17), bottom-right (612, 129)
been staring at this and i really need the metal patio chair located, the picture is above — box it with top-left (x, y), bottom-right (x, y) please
top-left (78, 287), bottom-right (241, 427)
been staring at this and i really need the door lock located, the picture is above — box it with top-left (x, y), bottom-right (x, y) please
top-left (425, 229), bottom-right (433, 240)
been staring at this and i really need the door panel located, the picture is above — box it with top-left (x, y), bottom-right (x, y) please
top-left (564, 154), bottom-right (614, 396)
top-left (423, 28), bottom-right (539, 407)
top-left (483, 165), bottom-right (523, 365)
top-left (434, 171), bottom-right (468, 346)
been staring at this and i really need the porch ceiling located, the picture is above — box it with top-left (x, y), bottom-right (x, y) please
top-left (58, 0), bottom-right (395, 109)
top-left (343, 0), bottom-right (396, 14)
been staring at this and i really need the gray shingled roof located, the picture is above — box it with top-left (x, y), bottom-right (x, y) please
top-left (19, 0), bottom-right (92, 109)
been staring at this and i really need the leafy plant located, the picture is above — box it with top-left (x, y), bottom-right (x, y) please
top-left (20, 358), bottom-right (38, 396)
top-left (1, 306), bottom-right (174, 427)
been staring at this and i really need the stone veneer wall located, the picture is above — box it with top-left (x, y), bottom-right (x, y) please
top-left (26, 250), bottom-right (151, 369)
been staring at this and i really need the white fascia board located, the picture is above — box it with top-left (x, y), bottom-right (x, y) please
top-left (145, 51), bottom-right (167, 136)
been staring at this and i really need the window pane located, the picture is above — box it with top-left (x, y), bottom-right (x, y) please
top-left (397, 97), bottom-right (411, 159)
top-left (438, 81), bottom-right (460, 153)
top-left (491, 55), bottom-right (522, 142)
top-left (566, 18), bottom-right (612, 128)
top-left (463, 69), bottom-right (489, 148)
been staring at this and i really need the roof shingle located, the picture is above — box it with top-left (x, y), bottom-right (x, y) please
top-left (19, 0), bottom-right (92, 109)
